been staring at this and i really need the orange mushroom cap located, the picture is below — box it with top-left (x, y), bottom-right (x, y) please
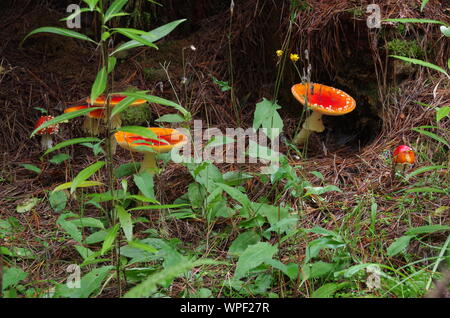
top-left (64, 105), bottom-right (105, 119)
top-left (34, 116), bottom-right (59, 135)
top-left (393, 145), bottom-right (415, 164)
top-left (87, 95), bottom-right (147, 106)
top-left (292, 83), bottom-right (356, 116)
top-left (114, 127), bottom-right (188, 154)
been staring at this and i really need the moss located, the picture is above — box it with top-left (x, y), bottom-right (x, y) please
top-left (386, 39), bottom-right (424, 58)
top-left (121, 104), bottom-right (152, 126)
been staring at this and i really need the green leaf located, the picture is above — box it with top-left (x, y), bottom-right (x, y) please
top-left (387, 235), bottom-right (413, 257)
top-left (420, 0), bottom-right (430, 11)
top-left (436, 106), bottom-right (450, 122)
top-left (114, 162), bottom-right (141, 178)
top-left (390, 55), bottom-right (450, 78)
top-left (16, 197), bottom-right (40, 213)
top-left (107, 56), bottom-right (116, 73)
top-left (83, 0), bottom-right (99, 11)
top-left (57, 214), bottom-right (83, 243)
top-left (383, 18), bottom-right (446, 25)
top-left (42, 137), bottom-right (101, 156)
top-left (127, 241), bottom-right (158, 254)
top-left (304, 185), bottom-right (342, 196)
top-left (101, 224), bottom-right (120, 255)
top-left (155, 114), bottom-right (185, 123)
top-left (20, 163), bottom-right (41, 175)
top-left (70, 217), bottom-right (105, 229)
top-left (113, 28), bottom-right (158, 49)
top-left (31, 108), bottom-right (102, 137)
top-left (90, 67), bottom-right (107, 103)
top-left (252, 98), bottom-right (284, 141)
top-left (124, 258), bottom-right (217, 297)
top-left (133, 171), bottom-right (155, 200)
top-left (302, 261), bottom-right (334, 280)
top-left (23, 27), bottom-right (97, 45)
top-left (111, 19), bottom-right (186, 56)
top-left (412, 128), bottom-right (449, 147)
top-left (128, 204), bottom-right (187, 212)
top-left (405, 165), bottom-right (446, 180)
top-left (60, 7), bottom-right (90, 22)
top-left (110, 96), bottom-right (141, 118)
top-left (49, 191), bottom-right (67, 212)
top-left (104, 0), bottom-right (128, 22)
top-left (311, 282), bottom-right (348, 298)
top-left (117, 206), bottom-right (133, 241)
top-left (234, 242), bottom-right (278, 279)
top-left (405, 187), bottom-right (446, 194)
top-left (406, 225), bottom-right (450, 236)
top-left (216, 183), bottom-right (251, 210)
top-left (117, 126), bottom-right (158, 140)
top-left (49, 153), bottom-right (71, 165)
top-left (2, 267), bottom-right (28, 290)
top-left (71, 161), bottom-right (106, 194)
top-left (70, 266), bottom-right (113, 298)
top-left (228, 231), bottom-right (261, 257)
top-left (53, 180), bottom-right (104, 193)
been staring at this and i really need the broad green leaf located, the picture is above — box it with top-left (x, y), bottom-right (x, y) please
top-left (412, 128), bottom-right (449, 147)
top-left (117, 206), bottom-right (133, 241)
top-left (117, 91), bottom-right (189, 115)
top-left (110, 96), bottom-right (141, 118)
top-left (20, 163), bottom-right (41, 175)
top-left (234, 242), bottom-right (278, 279)
top-left (90, 67), bottom-right (107, 103)
top-left (405, 187), bottom-right (446, 194)
top-left (128, 204), bottom-right (187, 212)
top-left (133, 171), bottom-right (155, 200)
top-left (53, 180), bottom-right (104, 193)
top-left (70, 161), bottom-right (106, 194)
top-left (252, 98), bottom-right (283, 140)
top-left (31, 108), bottom-right (102, 137)
top-left (3, 267), bottom-right (28, 290)
top-left (101, 224), bottom-right (120, 255)
top-left (390, 55), bottom-right (450, 78)
top-left (311, 282), bottom-right (348, 298)
top-left (387, 235), bottom-right (413, 257)
top-left (104, 0), bottom-right (128, 22)
top-left (111, 19), bottom-right (186, 56)
top-left (302, 261), bottom-right (334, 280)
top-left (107, 56), bottom-right (117, 73)
top-left (383, 18), bottom-right (446, 25)
top-left (228, 231), bottom-right (261, 257)
top-left (155, 114), bottom-right (185, 123)
top-left (128, 241), bottom-right (158, 254)
top-left (57, 214), bottom-right (83, 242)
top-left (49, 191), bottom-right (67, 212)
top-left (75, 245), bottom-right (94, 260)
top-left (436, 106), bottom-right (450, 122)
top-left (304, 185), bottom-right (342, 196)
top-left (406, 225), bottom-right (450, 236)
top-left (68, 266), bottom-right (113, 298)
top-left (23, 27), bottom-right (97, 44)
top-left (405, 165), bottom-right (446, 180)
top-left (43, 137), bottom-right (101, 156)
top-left (49, 153), bottom-right (71, 165)
top-left (216, 183), bottom-right (251, 210)
top-left (16, 197), bottom-right (40, 213)
top-left (114, 162), bottom-right (141, 178)
top-left (70, 217), bottom-right (105, 229)
top-left (112, 28), bottom-right (158, 49)
top-left (117, 126), bottom-right (158, 140)
top-left (83, 0), bottom-right (99, 11)
top-left (124, 258), bottom-right (217, 297)
top-left (420, 0), bottom-right (430, 11)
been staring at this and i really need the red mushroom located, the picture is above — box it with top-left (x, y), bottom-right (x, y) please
top-left (393, 145), bottom-right (415, 165)
top-left (34, 116), bottom-right (59, 150)
top-left (291, 83), bottom-right (356, 145)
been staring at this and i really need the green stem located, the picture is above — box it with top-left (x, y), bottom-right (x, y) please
top-left (141, 152), bottom-right (157, 173)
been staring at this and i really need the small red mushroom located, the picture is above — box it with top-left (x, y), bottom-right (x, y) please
top-left (393, 145), bottom-right (415, 165)
top-left (34, 116), bottom-right (59, 150)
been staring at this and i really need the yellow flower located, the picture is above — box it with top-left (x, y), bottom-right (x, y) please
top-left (290, 53), bottom-right (300, 62)
top-left (276, 50), bottom-right (284, 57)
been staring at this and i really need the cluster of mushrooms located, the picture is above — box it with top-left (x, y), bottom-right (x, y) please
top-left (33, 84), bottom-right (416, 176)
top-left (34, 94), bottom-right (188, 174)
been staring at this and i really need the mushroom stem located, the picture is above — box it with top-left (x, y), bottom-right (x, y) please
top-left (141, 152), bottom-right (158, 174)
top-left (293, 111), bottom-right (325, 145)
top-left (83, 117), bottom-right (104, 136)
top-left (41, 134), bottom-right (53, 150)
